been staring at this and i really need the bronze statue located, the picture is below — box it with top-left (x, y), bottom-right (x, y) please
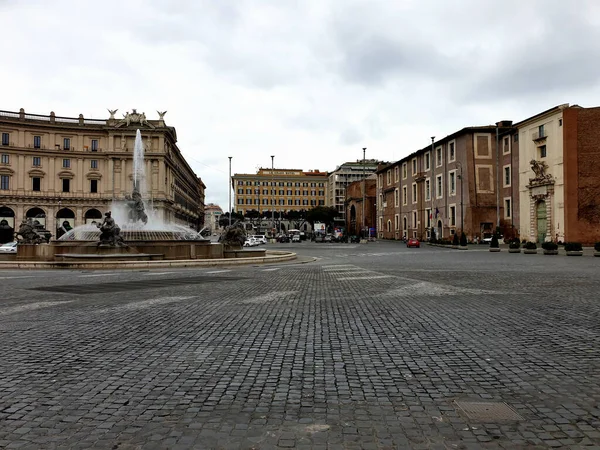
top-left (0, 219), bottom-right (13, 244)
top-left (127, 188), bottom-right (148, 224)
top-left (97, 211), bottom-right (126, 246)
top-left (221, 221), bottom-right (247, 248)
top-left (16, 218), bottom-right (44, 245)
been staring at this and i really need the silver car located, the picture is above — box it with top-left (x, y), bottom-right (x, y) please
top-left (0, 241), bottom-right (17, 253)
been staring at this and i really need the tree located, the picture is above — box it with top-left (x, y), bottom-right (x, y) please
top-left (452, 233), bottom-right (459, 246)
top-left (285, 209), bottom-right (308, 230)
top-left (306, 206), bottom-right (338, 230)
top-left (218, 212), bottom-right (244, 228)
top-left (460, 233), bottom-right (468, 247)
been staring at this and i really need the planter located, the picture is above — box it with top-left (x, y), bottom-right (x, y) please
top-left (489, 248), bottom-right (501, 252)
top-left (595, 251), bottom-right (600, 257)
top-left (458, 246), bottom-right (468, 250)
top-left (543, 249), bottom-right (558, 255)
top-left (523, 249), bottom-right (538, 254)
top-left (508, 248), bottom-right (521, 254)
top-left (566, 251), bottom-right (583, 256)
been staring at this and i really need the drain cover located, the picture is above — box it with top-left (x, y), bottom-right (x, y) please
top-left (454, 401), bottom-right (523, 421)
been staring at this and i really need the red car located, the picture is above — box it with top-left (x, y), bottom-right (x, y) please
top-left (407, 238), bottom-right (420, 248)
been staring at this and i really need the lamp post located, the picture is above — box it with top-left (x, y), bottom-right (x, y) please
top-left (430, 136), bottom-right (435, 239)
top-left (228, 156), bottom-right (232, 226)
top-left (271, 155), bottom-right (275, 236)
top-left (456, 161), bottom-right (464, 233)
top-left (362, 147), bottom-right (366, 238)
top-left (495, 125), bottom-right (500, 233)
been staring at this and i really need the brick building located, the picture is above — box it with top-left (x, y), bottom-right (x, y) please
top-left (376, 125), bottom-right (516, 241)
top-left (344, 175), bottom-right (376, 237)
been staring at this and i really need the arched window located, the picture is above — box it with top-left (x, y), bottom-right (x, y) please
top-left (387, 220), bottom-right (392, 232)
top-left (84, 208), bottom-right (103, 224)
top-left (26, 207), bottom-right (46, 226)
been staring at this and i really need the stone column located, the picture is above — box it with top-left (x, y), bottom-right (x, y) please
top-left (529, 195), bottom-right (536, 242)
top-left (77, 158), bottom-right (84, 192)
top-left (107, 158), bottom-right (114, 198)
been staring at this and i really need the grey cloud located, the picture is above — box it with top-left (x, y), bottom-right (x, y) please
top-left (339, 127), bottom-right (363, 146)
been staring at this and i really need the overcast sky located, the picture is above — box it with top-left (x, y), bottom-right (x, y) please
top-left (2, 0), bottom-right (600, 211)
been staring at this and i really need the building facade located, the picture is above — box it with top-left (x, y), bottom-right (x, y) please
top-left (328, 159), bottom-right (380, 223)
top-left (376, 125), bottom-right (516, 242)
top-left (345, 175), bottom-right (377, 237)
top-left (517, 103), bottom-right (600, 244)
top-left (203, 203), bottom-right (223, 233)
top-left (0, 108), bottom-right (205, 240)
top-left (232, 168), bottom-right (328, 216)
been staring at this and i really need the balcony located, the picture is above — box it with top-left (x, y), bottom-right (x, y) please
top-left (532, 130), bottom-right (547, 141)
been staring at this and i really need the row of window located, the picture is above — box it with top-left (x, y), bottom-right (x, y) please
top-left (383, 166), bottom-right (513, 206)
top-left (237, 198), bottom-right (325, 206)
top-left (380, 198), bottom-right (513, 233)
top-left (237, 180), bottom-right (325, 187)
top-left (237, 189), bottom-right (324, 196)
top-left (1, 133), bottom-right (101, 151)
top-left (0, 175), bottom-right (99, 193)
top-left (0, 154), bottom-right (99, 169)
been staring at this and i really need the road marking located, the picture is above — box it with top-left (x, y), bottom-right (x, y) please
top-left (79, 273), bottom-right (118, 278)
top-left (205, 270), bottom-right (232, 274)
top-left (143, 272), bottom-right (173, 276)
top-left (0, 276), bottom-right (37, 280)
top-left (323, 267), bottom-right (360, 272)
top-left (0, 301), bottom-right (74, 316)
top-left (321, 264), bottom-right (356, 268)
top-left (336, 275), bottom-right (393, 280)
top-left (262, 268), bottom-right (280, 271)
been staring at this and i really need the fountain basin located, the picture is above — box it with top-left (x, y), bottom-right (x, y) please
top-left (16, 240), bottom-right (241, 261)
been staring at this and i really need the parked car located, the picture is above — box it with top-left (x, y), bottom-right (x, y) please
top-left (277, 235), bottom-right (290, 243)
top-left (0, 241), bottom-right (17, 253)
top-left (292, 234), bottom-right (301, 243)
top-left (252, 235), bottom-right (267, 245)
top-left (323, 234), bottom-right (333, 242)
top-left (244, 237), bottom-right (259, 247)
top-left (407, 238), bottom-right (420, 248)
top-left (350, 235), bottom-right (360, 243)
top-left (482, 234), bottom-right (503, 244)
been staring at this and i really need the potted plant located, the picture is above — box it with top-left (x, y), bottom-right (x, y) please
top-left (452, 233), bottom-right (459, 249)
top-left (564, 242), bottom-right (583, 256)
top-left (595, 242), bottom-right (600, 257)
top-left (508, 238), bottom-right (521, 253)
top-left (459, 233), bottom-right (468, 250)
top-left (523, 241), bottom-right (537, 254)
top-left (489, 234), bottom-right (501, 252)
top-left (541, 241), bottom-right (559, 255)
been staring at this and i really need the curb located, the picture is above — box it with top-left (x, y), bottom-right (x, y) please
top-left (0, 251), bottom-right (297, 270)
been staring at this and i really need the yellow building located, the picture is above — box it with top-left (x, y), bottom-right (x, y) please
top-left (232, 168), bottom-right (328, 216)
top-left (0, 108), bottom-right (205, 240)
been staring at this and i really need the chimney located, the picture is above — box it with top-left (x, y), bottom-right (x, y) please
top-left (496, 120), bottom-right (513, 127)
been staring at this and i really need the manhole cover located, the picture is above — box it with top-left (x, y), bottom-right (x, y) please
top-left (454, 401), bottom-right (523, 421)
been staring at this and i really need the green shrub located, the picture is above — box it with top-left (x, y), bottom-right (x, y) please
top-left (524, 241), bottom-right (537, 250)
top-left (460, 233), bottom-right (467, 246)
top-left (490, 234), bottom-right (499, 248)
top-left (452, 233), bottom-right (459, 246)
top-left (542, 241), bottom-right (558, 251)
top-left (564, 242), bottom-right (583, 252)
top-left (509, 238), bottom-right (521, 249)
top-left (595, 242), bottom-right (600, 252)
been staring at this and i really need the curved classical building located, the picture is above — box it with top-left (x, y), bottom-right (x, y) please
top-left (0, 108), bottom-right (205, 241)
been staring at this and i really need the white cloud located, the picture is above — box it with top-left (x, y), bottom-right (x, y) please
top-left (1, 0), bottom-right (600, 210)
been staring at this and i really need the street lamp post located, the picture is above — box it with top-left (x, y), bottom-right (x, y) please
top-left (362, 147), bottom-right (366, 239)
top-left (457, 161), bottom-right (464, 233)
top-left (495, 125), bottom-right (500, 234)
top-left (430, 136), bottom-right (435, 239)
top-left (271, 155), bottom-right (275, 237)
top-left (228, 156), bottom-right (232, 226)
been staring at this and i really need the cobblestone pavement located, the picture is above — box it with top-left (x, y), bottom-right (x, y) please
top-left (1, 241), bottom-right (600, 449)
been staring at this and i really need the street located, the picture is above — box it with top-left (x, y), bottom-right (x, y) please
top-left (1, 241), bottom-right (599, 449)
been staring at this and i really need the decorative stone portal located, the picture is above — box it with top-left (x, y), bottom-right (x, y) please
top-left (527, 159), bottom-right (555, 243)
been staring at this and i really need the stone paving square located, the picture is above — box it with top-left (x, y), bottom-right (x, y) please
top-left (0, 241), bottom-right (599, 449)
